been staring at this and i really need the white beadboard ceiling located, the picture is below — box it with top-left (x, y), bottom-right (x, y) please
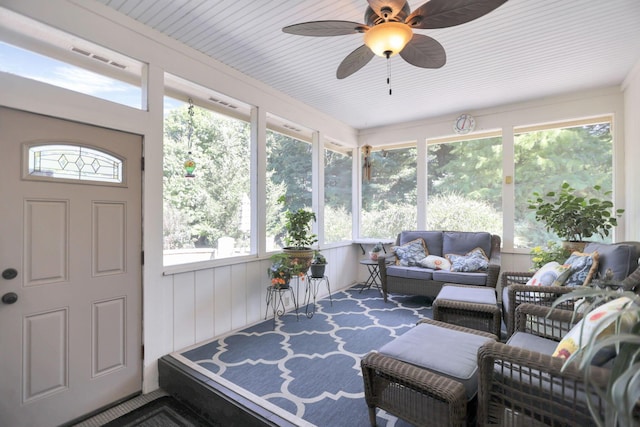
top-left (95, 0), bottom-right (640, 130)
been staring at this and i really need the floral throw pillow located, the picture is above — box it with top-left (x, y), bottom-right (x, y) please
top-left (446, 247), bottom-right (489, 272)
top-left (393, 238), bottom-right (428, 266)
top-left (563, 251), bottom-right (599, 287)
top-left (419, 255), bottom-right (451, 270)
top-left (553, 296), bottom-right (637, 364)
top-left (525, 262), bottom-right (573, 287)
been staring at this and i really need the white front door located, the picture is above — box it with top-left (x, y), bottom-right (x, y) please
top-left (0, 107), bottom-right (143, 427)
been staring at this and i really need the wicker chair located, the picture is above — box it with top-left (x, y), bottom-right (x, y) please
top-left (361, 318), bottom-right (497, 427)
top-left (501, 241), bottom-right (640, 337)
top-left (477, 303), bottom-right (612, 426)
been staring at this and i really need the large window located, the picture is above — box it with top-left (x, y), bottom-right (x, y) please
top-left (514, 119), bottom-right (614, 248)
top-left (427, 134), bottom-right (503, 235)
top-left (324, 143), bottom-right (352, 244)
top-left (361, 146), bottom-right (417, 238)
top-left (266, 124), bottom-right (313, 251)
top-left (163, 90), bottom-right (252, 266)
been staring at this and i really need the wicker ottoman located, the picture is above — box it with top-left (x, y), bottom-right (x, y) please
top-left (433, 284), bottom-right (502, 337)
top-left (361, 318), bottom-right (497, 427)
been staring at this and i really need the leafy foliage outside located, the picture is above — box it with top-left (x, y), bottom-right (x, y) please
top-left (163, 102), bottom-right (614, 263)
top-left (266, 130), bottom-right (313, 248)
top-left (514, 123), bottom-right (614, 247)
top-left (427, 136), bottom-right (503, 234)
top-left (163, 102), bottom-right (251, 256)
top-left (361, 147), bottom-right (418, 237)
top-left (324, 148), bottom-right (353, 243)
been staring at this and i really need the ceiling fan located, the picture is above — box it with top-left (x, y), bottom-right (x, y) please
top-left (283, 0), bottom-right (508, 80)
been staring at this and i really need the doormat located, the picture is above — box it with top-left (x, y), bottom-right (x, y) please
top-left (174, 286), bottom-right (433, 426)
top-left (103, 396), bottom-right (214, 427)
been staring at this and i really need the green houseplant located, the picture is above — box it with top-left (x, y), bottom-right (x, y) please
top-left (278, 195), bottom-right (318, 270)
top-left (278, 196), bottom-right (317, 249)
top-left (528, 182), bottom-right (624, 249)
top-left (310, 250), bottom-right (327, 278)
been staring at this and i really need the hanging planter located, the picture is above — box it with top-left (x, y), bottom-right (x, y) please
top-left (184, 97), bottom-right (196, 178)
top-left (184, 152), bottom-right (196, 178)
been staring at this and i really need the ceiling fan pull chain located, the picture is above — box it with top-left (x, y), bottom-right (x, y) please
top-left (386, 51), bottom-right (392, 95)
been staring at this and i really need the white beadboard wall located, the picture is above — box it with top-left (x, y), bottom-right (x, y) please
top-left (161, 244), bottom-right (359, 352)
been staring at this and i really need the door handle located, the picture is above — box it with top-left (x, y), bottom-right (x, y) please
top-left (2, 268), bottom-right (18, 280)
top-left (2, 292), bottom-right (18, 304)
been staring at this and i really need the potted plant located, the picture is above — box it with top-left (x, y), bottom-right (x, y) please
top-left (310, 250), bottom-right (327, 278)
top-left (528, 182), bottom-right (624, 252)
top-left (278, 196), bottom-right (317, 268)
top-left (529, 240), bottom-right (571, 270)
top-left (268, 252), bottom-right (309, 288)
top-left (369, 242), bottom-right (383, 261)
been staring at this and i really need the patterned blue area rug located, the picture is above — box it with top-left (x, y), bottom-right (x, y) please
top-left (173, 286), bottom-right (433, 427)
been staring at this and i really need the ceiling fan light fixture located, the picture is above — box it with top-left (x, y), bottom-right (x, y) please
top-left (364, 22), bottom-right (413, 57)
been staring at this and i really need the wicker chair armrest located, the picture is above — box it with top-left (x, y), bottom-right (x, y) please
top-left (477, 340), bottom-right (610, 426)
top-left (514, 303), bottom-right (581, 340)
top-left (485, 264), bottom-right (501, 289)
top-left (483, 235), bottom-right (501, 288)
top-left (501, 271), bottom-right (535, 289)
top-left (361, 351), bottom-right (468, 405)
top-left (621, 264), bottom-right (640, 293)
top-left (505, 283), bottom-right (576, 337)
top-left (417, 317), bottom-right (498, 340)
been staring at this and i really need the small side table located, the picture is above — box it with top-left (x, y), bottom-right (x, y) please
top-left (359, 258), bottom-right (388, 293)
top-left (265, 284), bottom-right (299, 329)
top-left (304, 275), bottom-right (332, 318)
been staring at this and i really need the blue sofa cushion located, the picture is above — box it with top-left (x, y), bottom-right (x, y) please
top-left (387, 265), bottom-right (434, 280)
top-left (377, 322), bottom-right (494, 399)
top-left (584, 242), bottom-right (637, 281)
top-left (433, 270), bottom-right (488, 286)
top-left (442, 231), bottom-right (492, 260)
top-left (399, 231), bottom-right (444, 256)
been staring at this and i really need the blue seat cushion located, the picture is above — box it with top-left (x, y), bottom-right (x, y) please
top-left (377, 322), bottom-right (494, 399)
top-left (506, 331), bottom-right (558, 355)
top-left (386, 265), bottom-right (434, 280)
top-left (433, 270), bottom-right (488, 286)
top-left (436, 285), bottom-right (496, 305)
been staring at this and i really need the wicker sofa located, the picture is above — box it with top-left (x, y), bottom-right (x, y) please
top-left (378, 231), bottom-right (501, 302)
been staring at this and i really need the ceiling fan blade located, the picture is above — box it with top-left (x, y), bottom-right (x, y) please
top-left (366, 0), bottom-right (408, 21)
top-left (406, 0), bottom-right (508, 29)
top-left (399, 34), bottom-right (446, 68)
top-left (336, 45), bottom-right (375, 79)
top-left (283, 20), bottom-right (367, 36)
